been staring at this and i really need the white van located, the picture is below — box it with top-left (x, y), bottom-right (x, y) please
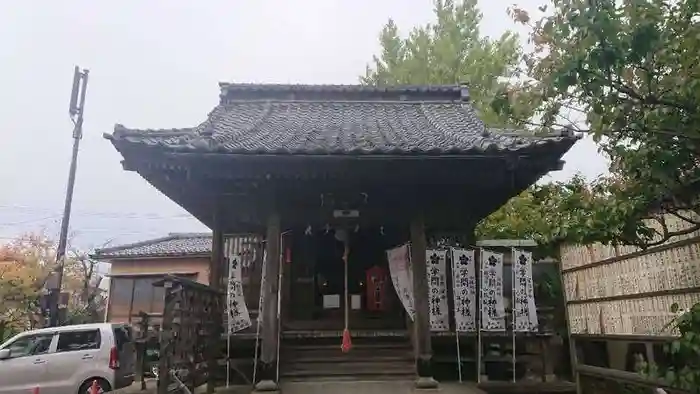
top-left (0, 323), bottom-right (136, 394)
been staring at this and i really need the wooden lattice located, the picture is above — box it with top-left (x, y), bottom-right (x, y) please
top-left (155, 276), bottom-right (224, 394)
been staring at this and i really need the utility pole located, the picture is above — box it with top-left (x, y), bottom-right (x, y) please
top-left (47, 66), bottom-right (89, 327)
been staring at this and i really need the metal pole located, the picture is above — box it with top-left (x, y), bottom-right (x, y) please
top-left (252, 248), bottom-right (267, 385)
top-left (477, 248), bottom-right (483, 383)
top-left (275, 231), bottom-right (290, 383)
top-left (451, 249), bottom-right (463, 383)
top-left (49, 67), bottom-right (89, 327)
top-left (511, 247), bottom-right (517, 383)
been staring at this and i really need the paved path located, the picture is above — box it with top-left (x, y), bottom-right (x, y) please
top-left (116, 379), bottom-right (486, 394)
top-left (279, 380), bottom-right (485, 394)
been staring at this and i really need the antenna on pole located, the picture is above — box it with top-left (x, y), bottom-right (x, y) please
top-left (69, 66), bottom-right (81, 118)
top-left (47, 65), bottom-right (90, 327)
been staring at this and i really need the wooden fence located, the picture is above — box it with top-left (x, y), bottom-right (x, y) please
top-left (560, 214), bottom-right (700, 393)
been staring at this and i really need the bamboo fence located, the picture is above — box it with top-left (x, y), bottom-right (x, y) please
top-left (560, 213), bottom-right (700, 337)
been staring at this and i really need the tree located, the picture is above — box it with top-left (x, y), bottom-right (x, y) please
top-left (0, 233), bottom-right (56, 339)
top-left (63, 251), bottom-right (106, 325)
top-left (0, 233), bottom-right (106, 338)
top-left (501, 1), bottom-right (700, 390)
top-left (362, 0), bottom-right (542, 127)
top-left (362, 0), bottom-right (603, 251)
top-left (501, 0), bottom-right (700, 247)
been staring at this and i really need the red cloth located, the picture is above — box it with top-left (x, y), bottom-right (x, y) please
top-left (341, 328), bottom-right (352, 353)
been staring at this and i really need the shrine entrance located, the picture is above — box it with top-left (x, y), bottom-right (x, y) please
top-left (284, 225), bottom-right (406, 331)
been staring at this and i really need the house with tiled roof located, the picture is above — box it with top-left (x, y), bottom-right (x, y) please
top-left (92, 233), bottom-right (213, 324)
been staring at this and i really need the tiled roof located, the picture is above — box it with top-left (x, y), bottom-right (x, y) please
top-left (105, 84), bottom-right (578, 156)
top-left (91, 233), bottom-right (212, 259)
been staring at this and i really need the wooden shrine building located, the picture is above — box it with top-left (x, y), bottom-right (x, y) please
top-left (105, 84), bottom-right (577, 391)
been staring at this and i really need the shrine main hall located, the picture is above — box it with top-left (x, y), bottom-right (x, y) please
top-left (105, 83), bottom-right (577, 391)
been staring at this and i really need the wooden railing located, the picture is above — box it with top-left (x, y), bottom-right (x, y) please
top-left (578, 365), bottom-right (690, 394)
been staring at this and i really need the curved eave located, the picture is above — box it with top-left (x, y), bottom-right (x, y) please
top-left (105, 129), bottom-right (579, 159)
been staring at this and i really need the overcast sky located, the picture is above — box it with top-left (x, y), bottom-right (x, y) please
top-left (0, 0), bottom-right (608, 250)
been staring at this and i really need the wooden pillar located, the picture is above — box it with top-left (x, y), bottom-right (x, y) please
top-left (255, 212), bottom-right (281, 392)
top-left (207, 208), bottom-right (225, 394)
top-left (410, 215), bottom-right (439, 389)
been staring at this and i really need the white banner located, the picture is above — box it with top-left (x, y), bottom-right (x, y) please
top-left (512, 249), bottom-right (539, 332)
top-left (387, 244), bottom-right (415, 320)
top-left (227, 254), bottom-right (252, 334)
top-left (451, 248), bottom-right (477, 332)
top-left (426, 250), bottom-right (449, 331)
top-left (480, 250), bottom-right (506, 331)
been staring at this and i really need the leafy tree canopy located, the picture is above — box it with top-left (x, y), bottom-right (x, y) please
top-left (0, 233), bottom-right (106, 340)
top-left (365, 0), bottom-right (700, 250)
top-left (362, 0), bottom-right (541, 127)
top-left (501, 0), bottom-right (700, 247)
top-left (362, 0), bottom-right (606, 249)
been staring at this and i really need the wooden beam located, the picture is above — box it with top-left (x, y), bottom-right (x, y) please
top-left (255, 212), bottom-right (281, 391)
top-left (410, 214), bottom-right (439, 389)
top-left (207, 204), bottom-right (224, 394)
top-left (209, 203), bottom-right (225, 290)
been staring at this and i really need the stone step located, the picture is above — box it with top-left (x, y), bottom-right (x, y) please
top-left (282, 374), bottom-right (416, 383)
top-left (281, 360), bottom-right (415, 378)
top-left (284, 354), bottom-right (414, 363)
top-left (282, 340), bottom-right (412, 351)
top-left (281, 331), bottom-right (410, 344)
top-left (283, 347), bottom-right (413, 360)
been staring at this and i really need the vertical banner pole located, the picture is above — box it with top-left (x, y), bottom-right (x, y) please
top-left (452, 248), bottom-right (463, 383)
top-left (341, 229), bottom-right (352, 353)
top-left (276, 233), bottom-right (287, 383)
top-left (455, 330), bottom-right (463, 382)
top-left (511, 247), bottom-right (517, 383)
top-left (252, 248), bottom-right (267, 386)
top-left (342, 241), bottom-right (351, 350)
top-left (226, 254), bottom-right (232, 388)
top-left (476, 248), bottom-right (483, 383)
top-left (226, 332), bottom-right (231, 387)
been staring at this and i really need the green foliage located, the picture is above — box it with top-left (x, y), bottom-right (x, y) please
top-left (362, 0), bottom-right (591, 250)
top-left (504, 1), bottom-right (700, 388)
top-left (475, 173), bottom-right (669, 248)
top-left (663, 303), bottom-right (700, 392)
top-left (0, 233), bottom-right (106, 331)
top-left (364, 0), bottom-right (700, 250)
top-left (362, 0), bottom-right (540, 127)
top-left (503, 0), bottom-right (700, 246)
top-left (637, 303), bottom-right (700, 392)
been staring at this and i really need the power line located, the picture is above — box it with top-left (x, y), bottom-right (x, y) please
top-left (0, 208), bottom-right (194, 221)
top-left (0, 215), bottom-right (62, 227)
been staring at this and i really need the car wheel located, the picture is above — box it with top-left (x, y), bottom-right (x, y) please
top-left (78, 378), bottom-right (111, 394)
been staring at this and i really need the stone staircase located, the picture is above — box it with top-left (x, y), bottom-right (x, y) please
top-left (279, 332), bottom-right (416, 382)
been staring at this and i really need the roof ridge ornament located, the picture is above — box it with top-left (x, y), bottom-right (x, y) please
top-left (459, 82), bottom-right (470, 102)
